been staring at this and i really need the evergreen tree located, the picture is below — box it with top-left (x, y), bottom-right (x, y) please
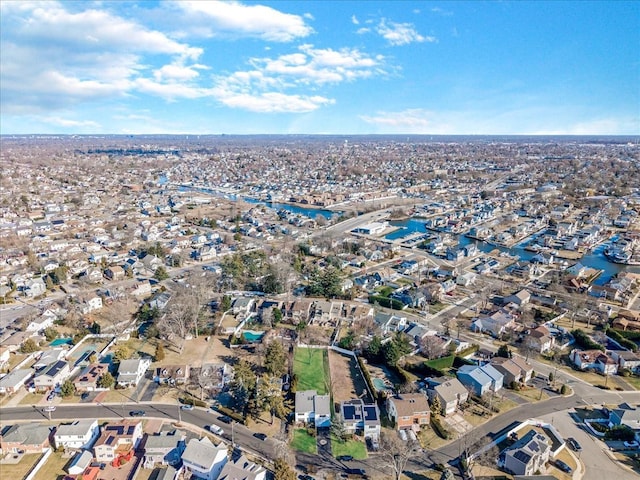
top-left (98, 372), bottom-right (115, 389)
top-left (264, 342), bottom-right (287, 377)
top-left (155, 342), bottom-right (165, 362)
top-left (60, 379), bottom-right (76, 397)
top-left (273, 458), bottom-right (295, 480)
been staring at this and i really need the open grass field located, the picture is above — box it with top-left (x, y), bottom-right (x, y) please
top-left (291, 428), bottom-right (317, 454)
top-left (32, 451), bottom-right (69, 480)
top-left (0, 453), bottom-right (41, 479)
top-left (293, 347), bottom-right (329, 395)
top-left (331, 435), bottom-right (367, 459)
top-left (424, 355), bottom-right (455, 371)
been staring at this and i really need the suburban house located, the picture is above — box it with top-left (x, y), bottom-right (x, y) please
top-left (154, 365), bottom-right (190, 385)
top-left (81, 295), bottom-right (103, 314)
top-left (0, 423), bottom-right (52, 454)
top-left (294, 390), bottom-right (331, 428)
top-left (427, 378), bottom-right (469, 416)
top-left (218, 454), bottom-right (267, 480)
top-left (104, 266), bottom-right (125, 281)
top-left (181, 437), bottom-right (228, 480)
top-left (499, 430), bottom-right (551, 476)
top-left (609, 350), bottom-right (640, 372)
top-left (457, 364), bottom-right (504, 396)
top-left (142, 430), bottom-right (186, 468)
top-left (23, 277), bottom-right (46, 297)
top-left (504, 289), bottom-right (531, 307)
top-left (34, 360), bottom-right (71, 391)
top-left (471, 310), bottom-right (517, 338)
top-left (340, 399), bottom-right (381, 440)
top-left (149, 291), bottom-right (172, 311)
top-left (33, 348), bottom-right (67, 369)
top-left (26, 313), bottom-right (55, 332)
top-left (93, 420), bottom-right (143, 463)
top-left (526, 325), bottom-right (554, 353)
top-left (386, 393), bottom-right (431, 431)
top-left (374, 312), bottom-right (407, 335)
top-left (609, 407), bottom-right (640, 436)
top-left (570, 349), bottom-right (618, 375)
top-left (74, 363), bottom-right (110, 392)
top-left (0, 368), bottom-right (33, 394)
top-left (54, 420), bottom-right (100, 451)
top-left (140, 254), bottom-right (163, 272)
top-left (491, 357), bottom-right (534, 386)
top-left (117, 357), bottom-right (152, 387)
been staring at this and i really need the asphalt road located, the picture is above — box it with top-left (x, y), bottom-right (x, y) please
top-left (0, 403), bottom-right (276, 460)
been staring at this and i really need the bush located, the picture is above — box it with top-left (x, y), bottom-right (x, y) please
top-left (457, 344), bottom-right (480, 358)
top-left (560, 384), bottom-right (569, 395)
top-left (368, 295), bottom-right (405, 310)
top-left (430, 415), bottom-right (451, 439)
top-left (606, 328), bottom-right (638, 352)
top-left (181, 396), bottom-right (207, 407)
top-left (571, 329), bottom-right (604, 351)
top-left (357, 356), bottom-right (377, 401)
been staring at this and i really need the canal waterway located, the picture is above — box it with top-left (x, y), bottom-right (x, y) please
top-left (385, 218), bottom-right (639, 285)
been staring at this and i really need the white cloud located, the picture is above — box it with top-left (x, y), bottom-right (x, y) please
top-left (431, 7), bottom-right (453, 16)
top-left (42, 116), bottom-right (101, 128)
top-left (174, 1), bottom-right (313, 42)
top-left (376, 19), bottom-right (436, 46)
top-left (214, 90), bottom-right (333, 113)
top-left (0, 2), bottom-right (202, 113)
top-left (351, 15), bottom-right (359, 25)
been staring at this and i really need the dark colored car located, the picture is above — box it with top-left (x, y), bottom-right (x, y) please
top-left (129, 410), bottom-right (146, 416)
top-left (253, 432), bottom-right (268, 441)
top-left (567, 437), bottom-right (582, 451)
top-left (345, 468), bottom-right (367, 477)
top-left (554, 460), bottom-right (572, 473)
top-left (337, 455), bottom-right (354, 461)
top-left (299, 475), bottom-right (314, 480)
top-left (218, 415), bottom-right (232, 424)
top-left (81, 392), bottom-right (90, 400)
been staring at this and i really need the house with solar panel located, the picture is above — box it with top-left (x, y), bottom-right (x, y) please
top-left (93, 420), bottom-right (143, 464)
top-left (340, 399), bottom-right (381, 440)
top-left (34, 359), bottom-right (71, 392)
top-left (498, 430), bottom-right (551, 476)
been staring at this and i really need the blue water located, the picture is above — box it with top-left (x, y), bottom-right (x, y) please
top-left (49, 338), bottom-right (73, 347)
top-left (385, 218), bottom-right (635, 285)
top-left (241, 331), bottom-right (265, 343)
top-left (179, 185), bottom-right (337, 219)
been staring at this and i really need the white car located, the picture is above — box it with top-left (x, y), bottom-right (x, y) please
top-left (43, 405), bottom-right (56, 412)
top-left (208, 425), bottom-right (224, 435)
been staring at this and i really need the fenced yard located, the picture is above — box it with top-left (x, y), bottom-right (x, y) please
top-left (328, 350), bottom-right (370, 403)
top-left (293, 347), bottom-right (330, 394)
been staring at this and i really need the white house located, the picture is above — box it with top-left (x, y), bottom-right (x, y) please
top-left (294, 390), bottom-right (331, 428)
top-left (0, 368), bottom-right (33, 394)
top-left (218, 455), bottom-right (266, 480)
top-left (117, 358), bottom-right (152, 387)
top-left (81, 296), bottom-right (103, 314)
top-left (181, 437), bottom-right (228, 480)
top-left (26, 313), bottom-right (56, 332)
top-left (54, 420), bottom-right (100, 451)
top-left (67, 450), bottom-right (93, 475)
top-left (34, 360), bottom-right (70, 391)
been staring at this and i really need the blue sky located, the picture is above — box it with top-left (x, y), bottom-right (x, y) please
top-left (1, 1), bottom-right (638, 135)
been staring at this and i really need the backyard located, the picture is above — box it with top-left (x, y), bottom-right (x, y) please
top-left (328, 350), bottom-right (370, 403)
top-left (33, 451), bottom-right (69, 480)
top-left (293, 347), bottom-right (330, 394)
top-left (0, 453), bottom-right (42, 479)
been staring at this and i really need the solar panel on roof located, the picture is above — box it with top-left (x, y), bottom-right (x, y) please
top-left (106, 436), bottom-right (115, 445)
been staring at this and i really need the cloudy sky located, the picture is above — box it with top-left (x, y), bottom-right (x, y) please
top-left (1, 1), bottom-right (638, 135)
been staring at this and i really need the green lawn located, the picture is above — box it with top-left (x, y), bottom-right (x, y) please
top-left (622, 374), bottom-right (640, 391)
top-left (425, 355), bottom-right (455, 371)
top-left (293, 347), bottom-right (330, 394)
top-left (331, 435), bottom-right (368, 459)
top-left (291, 429), bottom-right (317, 454)
top-left (0, 454), bottom-right (42, 479)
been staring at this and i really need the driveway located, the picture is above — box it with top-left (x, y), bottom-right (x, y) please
top-left (538, 410), bottom-right (638, 480)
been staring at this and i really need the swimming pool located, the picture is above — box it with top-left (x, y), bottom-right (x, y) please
top-left (373, 378), bottom-right (391, 391)
top-left (49, 338), bottom-right (73, 347)
top-left (241, 331), bottom-right (265, 343)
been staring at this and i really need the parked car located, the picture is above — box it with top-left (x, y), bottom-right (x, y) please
top-left (337, 455), bottom-right (353, 461)
top-left (43, 405), bottom-right (56, 412)
top-left (129, 410), bottom-right (146, 416)
top-left (299, 475), bottom-right (315, 480)
top-left (623, 440), bottom-right (639, 449)
top-left (80, 392), bottom-right (90, 400)
top-left (180, 404), bottom-right (194, 410)
top-left (208, 425), bottom-right (224, 435)
top-left (217, 415), bottom-right (232, 424)
top-left (567, 437), bottom-right (582, 451)
top-left (253, 432), bottom-right (268, 441)
top-left (554, 460), bottom-right (572, 473)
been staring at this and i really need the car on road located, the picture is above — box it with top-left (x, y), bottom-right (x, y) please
top-left (344, 468), bottom-right (367, 477)
top-left (208, 425), bottom-right (224, 435)
top-left (129, 410), bottom-right (146, 416)
top-left (43, 405), bottom-right (56, 412)
top-left (567, 437), bottom-right (582, 451)
top-left (217, 415), bottom-right (232, 424)
top-left (554, 460), bottom-right (572, 473)
top-left (180, 404), bottom-right (194, 410)
top-left (299, 475), bottom-right (315, 480)
top-left (337, 455), bottom-right (353, 461)
top-left (253, 432), bottom-right (268, 441)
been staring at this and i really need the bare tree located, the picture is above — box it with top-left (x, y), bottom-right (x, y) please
top-left (158, 290), bottom-right (199, 354)
top-left (379, 431), bottom-right (420, 480)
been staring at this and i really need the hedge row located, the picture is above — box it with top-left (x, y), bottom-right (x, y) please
top-left (181, 396), bottom-right (207, 408)
top-left (571, 329), bottom-right (604, 351)
top-left (368, 295), bottom-right (405, 310)
top-left (612, 329), bottom-right (640, 341)
top-left (430, 415), bottom-right (451, 439)
top-left (606, 328), bottom-right (638, 352)
top-left (357, 356), bottom-right (378, 401)
top-left (457, 344), bottom-right (480, 358)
